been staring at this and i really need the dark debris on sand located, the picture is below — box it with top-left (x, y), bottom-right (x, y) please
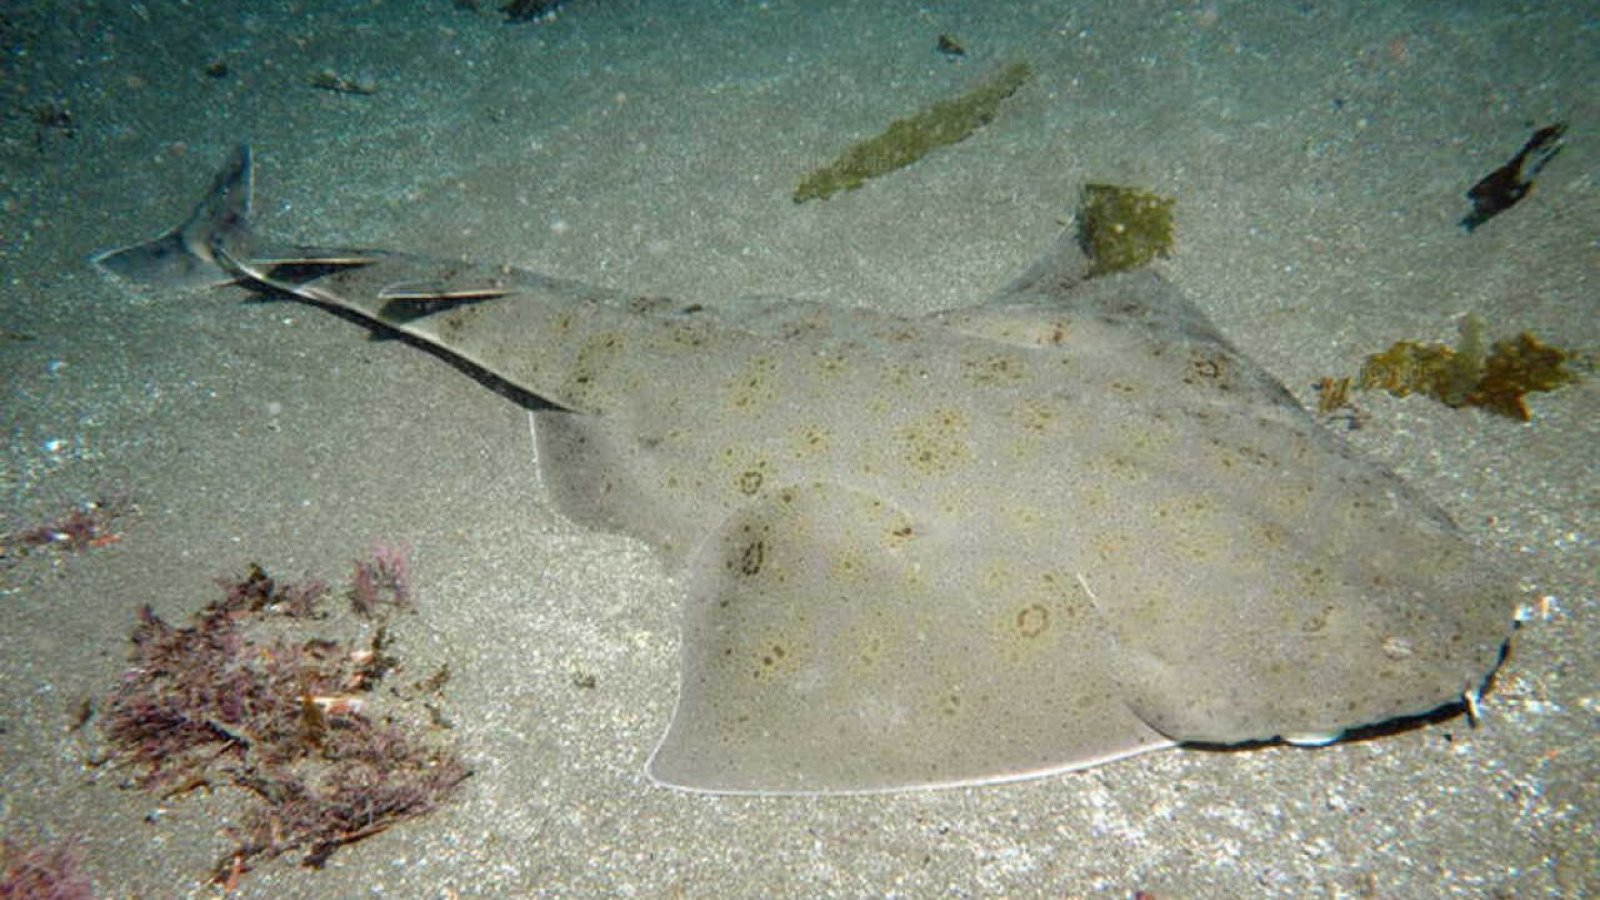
top-left (1, 495), bottom-right (134, 568)
top-left (97, 553), bottom-right (468, 886)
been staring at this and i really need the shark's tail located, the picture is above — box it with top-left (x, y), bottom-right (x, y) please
top-left (92, 144), bottom-right (256, 291)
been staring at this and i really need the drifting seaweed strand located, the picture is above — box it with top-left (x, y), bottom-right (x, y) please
top-left (793, 61), bottom-right (1033, 203)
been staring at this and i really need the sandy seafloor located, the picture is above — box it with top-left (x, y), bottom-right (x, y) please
top-left (1, 0), bottom-right (1595, 896)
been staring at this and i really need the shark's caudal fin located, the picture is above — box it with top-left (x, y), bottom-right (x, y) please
top-left (93, 145), bottom-right (382, 293)
top-left (92, 144), bottom-right (256, 291)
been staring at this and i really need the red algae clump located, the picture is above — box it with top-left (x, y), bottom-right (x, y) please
top-left (0, 836), bottom-right (95, 900)
top-left (98, 552), bottom-right (467, 885)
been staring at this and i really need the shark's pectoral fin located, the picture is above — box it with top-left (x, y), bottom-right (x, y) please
top-left (647, 481), bottom-right (1171, 795)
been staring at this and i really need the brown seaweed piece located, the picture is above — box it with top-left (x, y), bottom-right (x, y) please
top-left (1461, 122), bottom-right (1566, 232)
top-left (1077, 184), bottom-right (1176, 275)
top-left (309, 69), bottom-right (378, 96)
top-left (1356, 315), bottom-right (1579, 420)
top-left (1467, 332), bottom-right (1581, 420)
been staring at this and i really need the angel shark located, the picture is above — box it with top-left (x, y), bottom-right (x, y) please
top-left (95, 146), bottom-right (1515, 795)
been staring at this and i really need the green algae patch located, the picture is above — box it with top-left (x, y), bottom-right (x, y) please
top-left (1078, 184), bottom-right (1176, 275)
top-left (1356, 314), bottom-right (1580, 421)
top-left (793, 61), bottom-right (1033, 203)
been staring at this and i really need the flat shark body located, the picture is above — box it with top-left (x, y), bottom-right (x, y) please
top-left (95, 147), bottom-right (1515, 794)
